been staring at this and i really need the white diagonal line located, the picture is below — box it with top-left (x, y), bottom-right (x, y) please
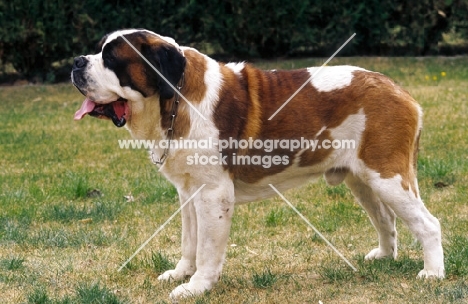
top-left (117, 184), bottom-right (206, 272)
top-left (268, 184), bottom-right (357, 272)
top-left (268, 33), bottom-right (356, 120)
top-left (119, 34), bottom-right (207, 121)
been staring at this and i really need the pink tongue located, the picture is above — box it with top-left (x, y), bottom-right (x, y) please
top-left (74, 98), bottom-right (96, 120)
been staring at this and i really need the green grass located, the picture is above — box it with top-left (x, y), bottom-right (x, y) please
top-left (0, 256), bottom-right (25, 271)
top-left (27, 287), bottom-right (51, 304)
top-left (129, 251), bottom-right (176, 273)
top-left (0, 57), bottom-right (467, 303)
top-left (26, 283), bottom-right (127, 304)
top-left (252, 268), bottom-right (279, 289)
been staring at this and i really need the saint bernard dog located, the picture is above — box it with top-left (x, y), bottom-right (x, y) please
top-left (71, 29), bottom-right (444, 299)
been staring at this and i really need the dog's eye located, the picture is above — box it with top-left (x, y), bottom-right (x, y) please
top-left (102, 49), bottom-right (117, 65)
top-left (102, 52), bottom-right (116, 64)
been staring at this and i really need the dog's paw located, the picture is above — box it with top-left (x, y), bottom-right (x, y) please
top-left (158, 269), bottom-right (188, 282)
top-left (364, 247), bottom-right (395, 260)
top-left (158, 260), bottom-right (196, 282)
top-left (417, 268), bottom-right (445, 279)
top-left (169, 280), bottom-right (213, 301)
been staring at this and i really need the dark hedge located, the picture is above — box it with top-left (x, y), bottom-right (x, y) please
top-left (0, 0), bottom-right (463, 81)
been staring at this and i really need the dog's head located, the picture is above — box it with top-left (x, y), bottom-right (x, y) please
top-left (72, 29), bottom-right (186, 127)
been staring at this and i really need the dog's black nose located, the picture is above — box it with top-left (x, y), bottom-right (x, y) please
top-left (73, 56), bottom-right (88, 69)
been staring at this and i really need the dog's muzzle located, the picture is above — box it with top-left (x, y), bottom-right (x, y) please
top-left (71, 56), bottom-right (89, 92)
top-left (71, 55), bottom-right (129, 128)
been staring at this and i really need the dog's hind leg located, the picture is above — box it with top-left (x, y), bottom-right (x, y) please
top-left (368, 175), bottom-right (444, 278)
top-left (345, 173), bottom-right (398, 260)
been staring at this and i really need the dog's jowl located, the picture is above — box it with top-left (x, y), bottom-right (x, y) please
top-left (72, 29), bottom-right (444, 300)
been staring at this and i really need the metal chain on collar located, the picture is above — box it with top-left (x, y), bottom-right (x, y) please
top-left (151, 73), bottom-right (184, 166)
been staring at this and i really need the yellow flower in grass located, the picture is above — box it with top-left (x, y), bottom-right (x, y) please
top-left (433, 75), bottom-right (438, 81)
top-left (441, 71), bottom-right (446, 77)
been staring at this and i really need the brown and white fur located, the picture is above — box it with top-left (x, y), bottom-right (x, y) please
top-left (71, 29), bottom-right (444, 299)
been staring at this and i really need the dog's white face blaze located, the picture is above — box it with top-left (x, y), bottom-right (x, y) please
top-left (71, 29), bottom-right (445, 300)
top-left (103, 29), bottom-right (180, 51)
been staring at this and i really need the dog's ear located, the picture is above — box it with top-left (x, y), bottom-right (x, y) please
top-left (142, 43), bottom-right (186, 100)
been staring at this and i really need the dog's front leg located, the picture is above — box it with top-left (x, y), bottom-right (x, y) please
top-left (170, 182), bottom-right (235, 299)
top-left (158, 194), bottom-right (197, 281)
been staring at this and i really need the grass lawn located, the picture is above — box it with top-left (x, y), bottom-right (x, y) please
top-left (0, 57), bottom-right (467, 303)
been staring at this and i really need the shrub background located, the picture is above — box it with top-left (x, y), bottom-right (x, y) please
top-left (0, 0), bottom-right (466, 81)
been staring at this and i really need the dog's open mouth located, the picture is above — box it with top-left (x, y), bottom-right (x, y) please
top-left (74, 98), bottom-right (128, 127)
